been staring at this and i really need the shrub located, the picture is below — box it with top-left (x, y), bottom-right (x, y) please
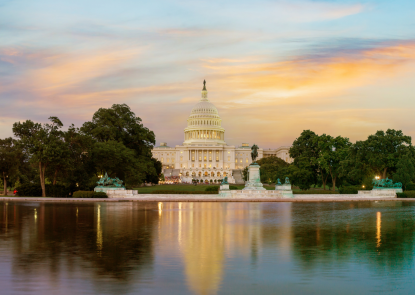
top-left (151, 190), bottom-right (218, 194)
top-left (397, 191), bottom-right (415, 198)
top-left (72, 191), bottom-right (107, 198)
top-left (339, 186), bottom-right (359, 194)
top-left (397, 192), bottom-right (407, 198)
top-left (16, 184), bottom-right (71, 197)
top-left (230, 186), bottom-right (238, 190)
top-left (205, 186), bottom-right (219, 192)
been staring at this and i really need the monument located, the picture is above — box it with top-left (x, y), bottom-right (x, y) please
top-left (242, 144), bottom-right (266, 191)
top-left (275, 177), bottom-right (293, 198)
top-left (219, 176), bottom-right (231, 197)
top-left (358, 177), bottom-right (402, 197)
top-left (94, 172), bottom-right (125, 193)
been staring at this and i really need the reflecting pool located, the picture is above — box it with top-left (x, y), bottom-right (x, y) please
top-left (1, 201), bottom-right (415, 294)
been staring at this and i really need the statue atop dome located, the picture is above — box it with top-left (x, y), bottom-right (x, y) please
top-left (201, 80), bottom-right (208, 100)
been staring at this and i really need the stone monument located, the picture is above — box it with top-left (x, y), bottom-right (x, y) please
top-left (242, 144), bottom-right (266, 191)
top-left (94, 172), bottom-right (126, 193)
top-left (275, 177), bottom-right (293, 198)
top-left (219, 176), bottom-right (231, 197)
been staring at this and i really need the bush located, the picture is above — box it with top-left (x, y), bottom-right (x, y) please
top-left (230, 186), bottom-right (238, 190)
top-left (205, 186), bottom-right (219, 192)
top-left (397, 191), bottom-right (415, 198)
top-left (16, 184), bottom-right (71, 197)
top-left (397, 192), bottom-right (406, 198)
top-left (151, 190), bottom-right (218, 194)
top-left (339, 186), bottom-right (359, 194)
top-left (73, 191), bottom-right (108, 198)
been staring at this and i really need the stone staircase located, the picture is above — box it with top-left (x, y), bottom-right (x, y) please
top-left (232, 169), bottom-right (245, 184)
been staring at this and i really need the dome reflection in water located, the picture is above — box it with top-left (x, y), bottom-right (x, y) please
top-left (0, 201), bottom-right (414, 294)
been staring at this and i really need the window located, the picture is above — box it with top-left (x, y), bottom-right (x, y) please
top-left (192, 164), bottom-right (194, 167)
top-left (235, 159), bottom-right (238, 163)
top-left (240, 159), bottom-right (242, 163)
top-left (180, 156), bottom-right (183, 161)
top-left (224, 172), bottom-right (227, 176)
top-left (180, 164), bottom-right (183, 168)
top-left (204, 156), bottom-right (207, 161)
top-left (199, 157), bottom-right (202, 161)
top-left (228, 156), bottom-right (230, 161)
top-left (216, 157), bottom-right (219, 161)
top-left (204, 164), bottom-right (207, 168)
top-left (246, 158), bottom-right (248, 163)
top-left (199, 164), bottom-right (201, 167)
top-left (172, 158), bottom-right (175, 163)
top-left (161, 158), bottom-right (164, 162)
top-left (217, 172), bottom-right (221, 176)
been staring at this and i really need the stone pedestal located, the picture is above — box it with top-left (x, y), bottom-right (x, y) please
top-left (275, 184), bottom-right (293, 198)
top-left (94, 187), bottom-right (125, 193)
top-left (219, 184), bottom-right (231, 197)
top-left (243, 163), bottom-right (265, 191)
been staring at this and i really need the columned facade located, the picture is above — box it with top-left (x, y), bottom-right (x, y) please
top-left (151, 81), bottom-right (293, 184)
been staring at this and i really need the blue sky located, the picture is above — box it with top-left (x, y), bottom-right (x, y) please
top-left (1, 0), bottom-right (415, 147)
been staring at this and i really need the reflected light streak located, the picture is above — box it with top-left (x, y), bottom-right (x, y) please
top-left (158, 202), bottom-right (163, 217)
top-left (97, 204), bottom-right (102, 254)
top-left (376, 211), bottom-right (381, 248)
top-left (179, 202), bottom-right (182, 246)
top-left (34, 208), bottom-right (37, 222)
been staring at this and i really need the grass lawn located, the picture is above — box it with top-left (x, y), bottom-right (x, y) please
top-left (135, 184), bottom-right (275, 193)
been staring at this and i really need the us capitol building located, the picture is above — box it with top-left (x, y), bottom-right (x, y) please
top-left (152, 81), bottom-right (293, 184)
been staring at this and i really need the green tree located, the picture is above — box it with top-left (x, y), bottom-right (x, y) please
top-left (13, 117), bottom-right (65, 197)
top-left (393, 154), bottom-right (415, 190)
top-left (81, 104), bottom-right (157, 185)
top-left (0, 138), bottom-right (22, 195)
top-left (242, 167), bottom-right (249, 181)
top-left (351, 129), bottom-right (411, 180)
top-left (289, 130), bottom-right (323, 188)
top-left (257, 156), bottom-right (289, 183)
top-left (316, 135), bottom-right (351, 190)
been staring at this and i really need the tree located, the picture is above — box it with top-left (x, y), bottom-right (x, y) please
top-left (0, 138), bottom-right (22, 195)
top-left (357, 129), bottom-right (411, 179)
top-left (13, 117), bottom-right (65, 197)
top-left (257, 156), bottom-right (289, 183)
top-left (316, 135), bottom-right (351, 190)
top-left (393, 154), bottom-right (415, 190)
top-left (289, 130), bottom-right (322, 188)
top-left (81, 104), bottom-right (158, 185)
top-left (242, 167), bottom-right (248, 181)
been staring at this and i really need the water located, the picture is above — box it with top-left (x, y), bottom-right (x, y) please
top-left (1, 201), bottom-right (415, 295)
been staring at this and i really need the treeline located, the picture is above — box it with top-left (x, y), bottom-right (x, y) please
top-left (0, 104), bottom-right (162, 197)
top-left (256, 129), bottom-right (415, 191)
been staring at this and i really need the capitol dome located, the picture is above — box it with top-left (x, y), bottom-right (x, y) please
top-left (183, 81), bottom-right (226, 146)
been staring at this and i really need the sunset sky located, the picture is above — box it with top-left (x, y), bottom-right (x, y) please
top-left (1, 0), bottom-right (415, 148)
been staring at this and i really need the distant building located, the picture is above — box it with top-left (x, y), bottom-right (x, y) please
top-left (152, 81), bottom-right (293, 184)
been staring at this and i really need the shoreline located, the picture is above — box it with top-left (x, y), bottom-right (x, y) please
top-left (0, 196), bottom-right (411, 202)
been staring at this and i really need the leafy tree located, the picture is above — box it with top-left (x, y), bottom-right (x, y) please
top-left (289, 130), bottom-right (322, 188)
top-left (81, 104), bottom-right (157, 185)
top-left (350, 129), bottom-right (411, 180)
top-left (316, 134), bottom-right (351, 190)
top-left (257, 156), bottom-right (289, 183)
top-left (393, 154), bottom-right (415, 190)
top-left (284, 162), bottom-right (314, 190)
top-left (242, 167), bottom-right (248, 181)
top-left (0, 138), bottom-right (22, 195)
top-left (13, 117), bottom-right (65, 197)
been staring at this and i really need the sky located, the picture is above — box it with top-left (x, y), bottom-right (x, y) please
top-left (1, 0), bottom-right (415, 148)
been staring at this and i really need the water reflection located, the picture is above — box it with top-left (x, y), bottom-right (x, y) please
top-left (1, 201), bottom-right (415, 294)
